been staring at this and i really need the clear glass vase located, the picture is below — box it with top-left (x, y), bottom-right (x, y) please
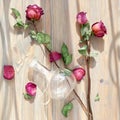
top-left (30, 59), bottom-right (77, 101)
top-left (29, 59), bottom-right (51, 105)
top-left (50, 69), bottom-right (76, 100)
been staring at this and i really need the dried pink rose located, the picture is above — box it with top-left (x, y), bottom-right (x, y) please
top-left (26, 4), bottom-right (44, 21)
top-left (25, 82), bottom-right (37, 96)
top-left (92, 21), bottom-right (107, 37)
top-left (3, 65), bottom-right (15, 80)
top-left (49, 51), bottom-right (62, 62)
top-left (76, 12), bottom-right (88, 24)
top-left (72, 67), bottom-right (85, 82)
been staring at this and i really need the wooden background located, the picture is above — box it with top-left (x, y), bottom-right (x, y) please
top-left (0, 0), bottom-right (120, 120)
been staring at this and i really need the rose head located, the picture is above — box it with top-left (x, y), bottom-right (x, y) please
top-left (26, 4), bottom-right (44, 21)
top-left (76, 12), bottom-right (88, 24)
top-left (92, 21), bottom-right (107, 37)
top-left (49, 51), bottom-right (62, 62)
top-left (3, 65), bottom-right (15, 80)
top-left (25, 82), bottom-right (37, 96)
top-left (72, 67), bottom-right (86, 82)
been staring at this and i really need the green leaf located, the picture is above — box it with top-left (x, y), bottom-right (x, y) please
top-left (78, 45), bottom-right (88, 56)
top-left (61, 43), bottom-right (69, 57)
top-left (94, 93), bottom-right (100, 102)
top-left (36, 32), bottom-right (45, 44)
top-left (11, 8), bottom-right (28, 29)
top-left (65, 55), bottom-right (72, 65)
top-left (44, 33), bottom-right (51, 44)
top-left (89, 51), bottom-right (98, 57)
top-left (63, 69), bottom-right (72, 76)
top-left (81, 23), bottom-right (90, 36)
top-left (30, 30), bottom-right (37, 39)
top-left (14, 21), bottom-right (28, 29)
top-left (33, 32), bottom-right (51, 44)
top-left (46, 43), bottom-right (52, 51)
top-left (24, 93), bottom-right (33, 100)
top-left (30, 31), bottom-right (51, 50)
top-left (80, 23), bottom-right (92, 42)
top-left (11, 8), bottom-right (21, 18)
top-left (24, 24), bottom-right (29, 29)
top-left (62, 103), bottom-right (73, 117)
top-left (14, 18), bottom-right (24, 28)
top-left (61, 43), bottom-right (72, 65)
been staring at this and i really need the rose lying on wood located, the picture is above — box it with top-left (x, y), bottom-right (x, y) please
top-left (26, 4), bottom-right (44, 21)
top-left (92, 21), bottom-right (107, 37)
top-left (72, 67), bottom-right (86, 82)
top-left (24, 82), bottom-right (37, 100)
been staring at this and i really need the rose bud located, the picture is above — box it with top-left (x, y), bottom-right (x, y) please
top-left (26, 4), bottom-right (44, 21)
top-left (72, 67), bottom-right (85, 82)
top-left (25, 82), bottom-right (37, 96)
top-left (92, 21), bottom-right (107, 37)
top-left (3, 65), bottom-right (15, 80)
top-left (49, 51), bottom-right (62, 62)
top-left (76, 12), bottom-right (88, 24)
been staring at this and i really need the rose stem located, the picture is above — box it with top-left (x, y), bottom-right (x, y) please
top-left (86, 40), bottom-right (93, 120)
top-left (32, 21), bottom-right (60, 68)
top-left (73, 89), bottom-right (92, 117)
top-left (32, 21), bottom-right (90, 117)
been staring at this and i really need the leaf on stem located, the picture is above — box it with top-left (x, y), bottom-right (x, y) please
top-left (11, 8), bottom-right (28, 29)
top-left (61, 43), bottom-right (72, 65)
top-left (78, 45), bottom-right (88, 56)
top-left (63, 68), bottom-right (72, 76)
top-left (30, 31), bottom-right (51, 50)
top-left (80, 23), bottom-right (92, 42)
top-left (46, 43), bottom-right (52, 51)
top-left (24, 93), bottom-right (33, 100)
top-left (11, 8), bottom-right (21, 18)
top-left (61, 103), bottom-right (73, 117)
top-left (30, 30), bottom-right (37, 39)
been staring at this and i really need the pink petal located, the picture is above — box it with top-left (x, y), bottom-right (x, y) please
top-left (72, 67), bottom-right (86, 82)
top-left (92, 21), bottom-right (107, 37)
top-left (76, 12), bottom-right (88, 24)
top-left (25, 82), bottom-right (37, 96)
top-left (3, 65), bottom-right (15, 80)
top-left (49, 51), bottom-right (62, 62)
top-left (26, 4), bottom-right (44, 21)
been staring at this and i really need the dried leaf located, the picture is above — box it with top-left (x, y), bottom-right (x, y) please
top-left (61, 103), bottom-right (73, 117)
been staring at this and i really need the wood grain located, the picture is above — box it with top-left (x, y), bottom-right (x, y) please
top-left (0, 0), bottom-right (120, 120)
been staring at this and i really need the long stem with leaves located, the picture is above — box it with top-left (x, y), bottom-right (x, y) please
top-left (78, 23), bottom-right (94, 120)
top-left (31, 21), bottom-right (90, 117)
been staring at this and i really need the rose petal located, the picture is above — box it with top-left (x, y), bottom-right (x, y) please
top-left (76, 12), bottom-right (88, 24)
top-left (72, 67), bottom-right (86, 82)
top-left (49, 51), bottom-right (62, 62)
top-left (25, 82), bottom-right (37, 96)
top-left (3, 65), bottom-right (15, 80)
top-left (92, 21), bottom-right (107, 37)
top-left (26, 4), bottom-right (44, 21)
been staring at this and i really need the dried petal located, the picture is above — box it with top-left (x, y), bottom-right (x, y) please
top-left (49, 51), bottom-right (62, 62)
top-left (92, 21), bottom-right (107, 37)
top-left (76, 12), bottom-right (88, 24)
top-left (25, 82), bottom-right (37, 96)
top-left (3, 65), bottom-right (15, 80)
top-left (72, 67), bottom-right (85, 82)
top-left (26, 4), bottom-right (44, 21)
